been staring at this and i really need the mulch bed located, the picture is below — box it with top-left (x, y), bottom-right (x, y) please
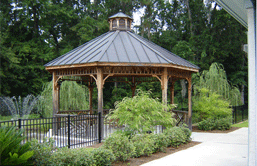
top-left (87, 126), bottom-right (241, 166)
top-left (192, 126), bottom-right (240, 133)
top-left (112, 141), bottom-right (201, 166)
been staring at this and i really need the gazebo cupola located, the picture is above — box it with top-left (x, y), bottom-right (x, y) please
top-left (108, 10), bottom-right (133, 31)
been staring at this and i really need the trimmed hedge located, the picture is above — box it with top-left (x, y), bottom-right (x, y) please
top-left (164, 126), bottom-right (191, 147)
top-left (103, 132), bottom-right (135, 161)
top-left (131, 134), bottom-right (155, 157)
top-left (30, 126), bottom-right (192, 164)
top-left (47, 147), bottom-right (94, 166)
top-left (198, 117), bottom-right (232, 131)
top-left (149, 133), bottom-right (169, 153)
top-left (91, 148), bottom-right (116, 166)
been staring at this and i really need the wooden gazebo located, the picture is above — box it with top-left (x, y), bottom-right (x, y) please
top-left (45, 11), bottom-right (200, 130)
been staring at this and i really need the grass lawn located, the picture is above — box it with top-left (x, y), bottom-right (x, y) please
top-left (232, 120), bottom-right (248, 127)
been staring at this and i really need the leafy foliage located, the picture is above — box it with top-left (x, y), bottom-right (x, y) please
top-left (103, 132), bottom-right (135, 161)
top-left (197, 119), bottom-right (216, 131)
top-left (193, 88), bottom-right (232, 120)
top-left (91, 148), bottom-right (116, 166)
top-left (194, 63), bottom-right (242, 106)
top-left (0, 126), bottom-right (34, 165)
top-left (48, 147), bottom-right (94, 166)
top-left (198, 117), bottom-right (232, 131)
top-left (131, 134), bottom-right (155, 157)
top-left (107, 90), bottom-right (176, 134)
top-left (30, 138), bottom-right (57, 166)
top-left (149, 133), bottom-right (169, 153)
top-left (37, 81), bottom-right (89, 117)
top-left (164, 126), bottom-right (191, 147)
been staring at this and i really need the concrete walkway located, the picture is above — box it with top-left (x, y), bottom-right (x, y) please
top-left (141, 127), bottom-right (248, 166)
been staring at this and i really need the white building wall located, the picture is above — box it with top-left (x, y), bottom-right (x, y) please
top-left (247, 3), bottom-right (257, 166)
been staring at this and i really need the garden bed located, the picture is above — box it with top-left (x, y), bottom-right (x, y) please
top-left (88, 141), bottom-right (200, 166)
top-left (192, 126), bottom-right (240, 133)
top-left (87, 126), bottom-right (241, 166)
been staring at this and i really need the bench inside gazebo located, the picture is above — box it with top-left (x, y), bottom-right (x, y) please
top-left (44, 11), bottom-right (200, 133)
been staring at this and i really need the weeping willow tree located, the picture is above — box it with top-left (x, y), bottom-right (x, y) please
top-left (194, 63), bottom-right (241, 106)
top-left (37, 81), bottom-right (89, 117)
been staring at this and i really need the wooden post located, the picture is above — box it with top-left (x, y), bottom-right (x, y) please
top-left (96, 68), bottom-right (103, 114)
top-left (52, 71), bottom-right (59, 115)
top-left (161, 68), bottom-right (168, 105)
top-left (187, 76), bottom-right (192, 130)
top-left (52, 71), bottom-right (59, 135)
top-left (96, 67), bottom-right (104, 138)
top-left (131, 77), bottom-right (136, 97)
top-left (56, 82), bottom-right (61, 130)
top-left (57, 83), bottom-right (60, 112)
top-left (88, 85), bottom-right (94, 114)
top-left (131, 86), bottom-right (136, 97)
top-left (170, 81), bottom-right (175, 104)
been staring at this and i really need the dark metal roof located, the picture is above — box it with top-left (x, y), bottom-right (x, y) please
top-left (45, 30), bottom-right (200, 70)
top-left (108, 12), bottom-right (133, 20)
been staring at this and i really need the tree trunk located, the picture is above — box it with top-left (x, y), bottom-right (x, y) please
top-left (185, 0), bottom-right (193, 36)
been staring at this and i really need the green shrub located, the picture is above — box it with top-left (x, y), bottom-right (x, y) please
top-left (198, 117), bottom-right (232, 131)
top-left (103, 132), bottom-right (135, 161)
top-left (107, 90), bottom-right (176, 134)
top-left (131, 134), bottom-right (155, 157)
top-left (149, 133), bottom-right (169, 153)
top-left (215, 117), bottom-right (232, 130)
top-left (197, 119), bottom-right (216, 131)
top-left (180, 125), bottom-right (192, 142)
top-left (0, 126), bottom-right (34, 165)
top-left (48, 147), bottom-right (94, 166)
top-left (164, 127), bottom-right (188, 147)
top-left (30, 138), bottom-right (57, 166)
top-left (91, 148), bottom-right (115, 166)
top-left (193, 88), bottom-right (232, 121)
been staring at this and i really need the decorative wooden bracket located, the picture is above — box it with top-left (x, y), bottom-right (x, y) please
top-left (103, 74), bottom-right (114, 84)
top-left (90, 74), bottom-right (97, 82)
top-left (152, 74), bottom-right (169, 90)
top-left (185, 76), bottom-right (192, 91)
top-left (90, 73), bottom-right (114, 89)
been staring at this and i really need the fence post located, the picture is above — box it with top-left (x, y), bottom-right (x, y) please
top-left (18, 119), bottom-right (22, 129)
top-left (235, 106), bottom-right (237, 123)
top-left (232, 107), bottom-right (235, 124)
top-left (240, 106), bottom-right (244, 121)
top-left (98, 112), bottom-right (101, 143)
top-left (68, 115), bottom-right (71, 148)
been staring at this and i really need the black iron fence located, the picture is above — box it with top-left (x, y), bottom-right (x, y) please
top-left (0, 110), bottom-right (169, 149)
top-left (231, 104), bottom-right (248, 124)
top-left (0, 113), bottom-right (102, 148)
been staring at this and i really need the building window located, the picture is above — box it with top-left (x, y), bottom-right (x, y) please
top-left (119, 19), bottom-right (125, 29)
top-left (112, 19), bottom-right (117, 29)
top-left (127, 20), bottom-right (130, 29)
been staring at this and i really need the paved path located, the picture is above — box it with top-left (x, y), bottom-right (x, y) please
top-left (141, 127), bottom-right (248, 166)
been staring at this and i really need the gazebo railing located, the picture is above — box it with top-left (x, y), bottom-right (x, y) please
top-left (57, 109), bottom-right (110, 115)
top-left (172, 110), bottom-right (188, 126)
